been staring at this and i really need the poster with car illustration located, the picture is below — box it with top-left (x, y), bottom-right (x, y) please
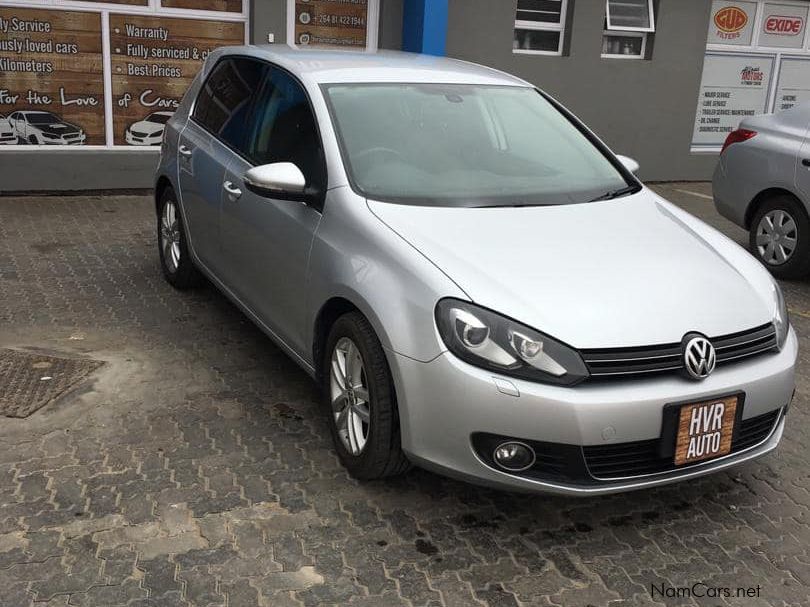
top-left (0, 7), bottom-right (105, 144)
top-left (110, 13), bottom-right (244, 145)
top-left (125, 111), bottom-right (173, 145)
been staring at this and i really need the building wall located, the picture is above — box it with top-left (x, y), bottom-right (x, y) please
top-left (445, 0), bottom-right (716, 182)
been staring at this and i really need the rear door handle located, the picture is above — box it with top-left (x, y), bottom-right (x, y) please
top-left (802, 158), bottom-right (810, 167)
top-left (223, 181), bottom-right (242, 199)
top-left (178, 144), bottom-right (193, 157)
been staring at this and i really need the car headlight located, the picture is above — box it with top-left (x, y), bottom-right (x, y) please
top-left (435, 298), bottom-right (589, 386)
top-left (773, 282), bottom-right (789, 350)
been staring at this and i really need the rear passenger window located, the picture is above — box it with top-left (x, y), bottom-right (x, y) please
top-left (193, 57), bottom-right (265, 152)
top-left (245, 69), bottom-right (326, 189)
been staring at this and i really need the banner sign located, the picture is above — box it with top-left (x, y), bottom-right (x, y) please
top-left (0, 7), bottom-right (105, 145)
top-left (0, 0), bottom-right (246, 148)
top-left (293, 0), bottom-right (368, 48)
top-left (692, 53), bottom-right (775, 147)
top-left (110, 13), bottom-right (244, 145)
top-left (759, 2), bottom-right (809, 48)
top-left (774, 56), bottom-right (810, 111)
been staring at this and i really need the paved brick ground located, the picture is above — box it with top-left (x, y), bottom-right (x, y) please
top-left (0, 184), bottom-right (809, 607)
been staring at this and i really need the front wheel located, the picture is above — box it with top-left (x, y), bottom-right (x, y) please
top-left (323, 312), bottom-right (411, 480)
top-left (157, 188), bottom-right (203, 289)
top-left (749, 195), bottom-right (810, 279)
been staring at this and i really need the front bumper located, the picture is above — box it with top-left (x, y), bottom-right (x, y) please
top-left (126, 131), bottom-right (162, 146)
top-left (390, 327), bottom-right (796, 496)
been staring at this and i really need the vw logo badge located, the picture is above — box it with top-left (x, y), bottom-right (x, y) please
top-left (683, 335), bottom-right (716, 380)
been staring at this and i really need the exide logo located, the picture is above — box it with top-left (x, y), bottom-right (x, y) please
top-left (765, 15), bottom-right (804, 35)
top-left (714, 6), bottom-right (748, 33)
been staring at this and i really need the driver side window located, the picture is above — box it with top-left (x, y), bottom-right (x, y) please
top-left (246, 68), bottom-right (325, 189)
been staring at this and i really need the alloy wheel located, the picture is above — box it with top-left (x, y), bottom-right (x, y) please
top-left (160, 200), bottom-right (181, 273)
top-left (756, 209), bottom-right (797, 265)
top-left (329, 337), bottom-right (371, 455)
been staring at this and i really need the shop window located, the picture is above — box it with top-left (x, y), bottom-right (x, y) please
top-left (513, 0), bottom-right (568, 55)
top-left (602, 0), bottom-right (655, 58)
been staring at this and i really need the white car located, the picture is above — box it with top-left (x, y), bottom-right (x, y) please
top-left (125, 111), bottom-right (173, 146)
top-left (0, 113), bottom-right (17, 145)
top-left (8, 111), bottom-right (86, 145)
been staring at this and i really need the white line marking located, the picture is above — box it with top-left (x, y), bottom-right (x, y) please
top-left (674, 188), bottom-right (713, 201)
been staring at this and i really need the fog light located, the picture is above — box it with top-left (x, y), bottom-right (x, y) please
top-left (493, 441), bottom-right (535, 472)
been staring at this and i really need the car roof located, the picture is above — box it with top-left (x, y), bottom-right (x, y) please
top-left (211, 46), bottom-right (531, 87)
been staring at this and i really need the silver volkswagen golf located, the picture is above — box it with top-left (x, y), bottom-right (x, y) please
top-left (155, 47), bottom-right (796, 495)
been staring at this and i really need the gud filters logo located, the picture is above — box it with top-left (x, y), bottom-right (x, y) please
top-left (714, 5), bottom-right (749, 39)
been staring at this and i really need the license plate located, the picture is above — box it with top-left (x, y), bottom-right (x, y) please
top-left (674, 395), bottom-right (738, 466)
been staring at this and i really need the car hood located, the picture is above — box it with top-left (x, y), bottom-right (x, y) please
top-left (129, 121), bottom-right (164, 135)
top-left (37, 123), bottom-right (80, 135)
top-left (368, 189), bottom-right (777, 348)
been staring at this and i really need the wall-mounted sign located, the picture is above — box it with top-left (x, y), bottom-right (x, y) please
top-left (759, 2), bottom-right (808, 48)
top-left (707, 1), bottom-right (757, 45)
top-left (62, 0), bottom-right (149, 5)
top-left (0, 0), bottom-right (247, 148)
top-left (161, 0), bottom-right (244, 12)
top-left (110, 13), bottom-right (244, 145)
top-left (774, 56), bottom-right (810, 111)
top-left (692, 53), bottom-right (775, 146)
top-left (293, 0), bottom-right (368, 48)
top-left (0, 7), bottom-right (105, 145)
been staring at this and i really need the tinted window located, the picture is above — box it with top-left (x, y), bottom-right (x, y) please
top-left (193, 57), bottom-right (265, 152)
top-left (245, 68), bottom-right (325, 188)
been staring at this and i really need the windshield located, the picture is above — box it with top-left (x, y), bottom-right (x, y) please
top-left (148, 113), bottom-right (171, 124)
top-left (323, 83), bottom-right (633, 207)
top-left (28, 113), bottom-right (60, 125)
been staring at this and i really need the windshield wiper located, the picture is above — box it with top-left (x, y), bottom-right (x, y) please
top-left (589, 185), bottom-right (641, 202)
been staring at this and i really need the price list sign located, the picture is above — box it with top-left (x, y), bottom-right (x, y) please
top-left (692, 53), bottom-right (775, 147)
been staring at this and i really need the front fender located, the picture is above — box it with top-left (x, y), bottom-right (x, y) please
top-left (307, 187), bottom-right (466, 364)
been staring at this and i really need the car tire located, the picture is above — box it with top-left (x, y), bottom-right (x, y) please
top-left (157, 187), bottom-right (203, 289)
top-left (28, 135), bottom-right (38, 145)
top-left (749, 194), bottom-right (810, 279)
top-left (323, 312), bottom-right (411, 480)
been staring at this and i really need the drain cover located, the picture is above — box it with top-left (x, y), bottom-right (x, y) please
top-left (0, 349), bottom-right (103, 418)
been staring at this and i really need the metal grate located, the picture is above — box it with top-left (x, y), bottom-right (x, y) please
top-left (0, 349), bottom-right (103, 418)
top-left (583, 409), bottom-right (782, 480)
top-left (581, 323), bottom-right (777, 380)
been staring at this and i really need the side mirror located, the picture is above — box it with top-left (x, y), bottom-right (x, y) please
top-left (616, 154), bottom-right (640, 174)
top-left (244, 162), bottom-right (307, 196)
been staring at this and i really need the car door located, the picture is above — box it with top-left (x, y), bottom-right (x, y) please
top-left (796, 121), bottom-right (810, 198)
top-left (219, 66), bottom-right (327, 356)
top-left (177, 56), bottom-right (265, 273)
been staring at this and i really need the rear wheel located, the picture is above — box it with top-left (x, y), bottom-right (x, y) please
top-left (157, 187), bottom-right (203, 289)
top-left (749, 194), bottom-right (810, 279)
top-left (323, 312), bottom-right (411, 480)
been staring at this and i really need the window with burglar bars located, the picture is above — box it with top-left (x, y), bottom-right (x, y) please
top-left (513, 0), bottom-right (568, 55)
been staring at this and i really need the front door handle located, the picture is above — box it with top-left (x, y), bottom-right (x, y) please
top-left (802, 158), bottom-right (810, 167)
top-left (178, 144), bottom-right (193, 157)
top-left (223, 181), bottom-right (242, 199)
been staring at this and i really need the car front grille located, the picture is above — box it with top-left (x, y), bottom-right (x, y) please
top-left (582, 408), bottom-right (781, 480)
top-left (130, 131), bottom-right (148, 138)
top-left (581, 323), bottom-right (777, 380)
